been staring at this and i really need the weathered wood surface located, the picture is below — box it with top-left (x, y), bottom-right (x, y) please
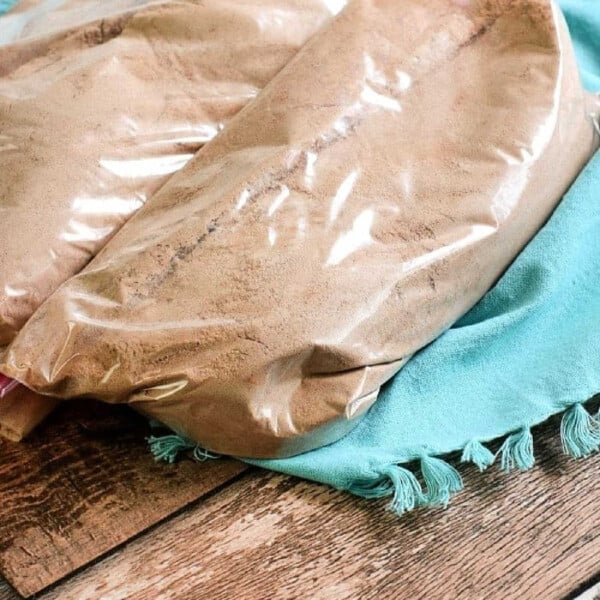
top-left (0, 402), bottom-right (247, 597)
top-left (33, 414), bottom-right (600, 600)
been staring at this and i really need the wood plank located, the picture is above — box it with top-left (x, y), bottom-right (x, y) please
top-left (0, 401), bottom-right (247, 597)
top-left (36, 412), bottom-right (600, 600)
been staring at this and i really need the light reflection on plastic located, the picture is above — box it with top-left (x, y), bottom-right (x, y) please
top-left (360, 84), bottom-right (402, 112)
top-left (71, 195), bottom-right (145, 215)
top-left (268, 227), bottom-right (277, 246)
top-left (297, 216), bottom-right (307, 239)
top-left (327, 209), bottom-right (374, 266)
top-left (304, 151), bottom-right (318, 185)
top-left (3, 285), bottom-right (27, 298)
top-left (399, 170), bottom-right (413, 197)
top-left (141, 379), bottom-right (188, 400)
top-left (151, 131), bottom-right (220, 146)
top-left (491, 169), bottom-right (528, 224)
top-left (62, 220), bottom-right (114, 242)
top-left (68, 306), bottom-right (239, 331)
top-left (321, 0), bottom-right (348, 14)
top-left (255, 9), bottom-right (284, 30)
top-left (100, 361), bottom-right (121, 384)
top-left (495, 148), bottom-right (522, 166)
top-left (236, 189), bottom-right (251, 211)
top-left (402, 224), bottom-right (496, 274)
top-left (330, 170), bottom-right (359, 222)
top-left (0, 375), bottom-right (18, 399)
top-left (332, 102), bottom-right (362, 137)
top-left (99, 154), bottom-right (194, 178)
top-left (267, 185), bottom-right (290, 217)
top-left (396, 70), bottom-right (412, 91)
top-left (363, 55), bottom-right (387, 87)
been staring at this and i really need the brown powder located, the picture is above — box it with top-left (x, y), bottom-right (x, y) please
top-left (0, 0), bottom-right (343, 345)
top-left (0, 384), bottom-right (59, 441)
top-left (2, 0), bottom-right (598, 458)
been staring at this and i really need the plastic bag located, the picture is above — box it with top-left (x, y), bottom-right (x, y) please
top-left (0, 0), bottom-right (345, 441)
top-left (0, 378), bottom-right (59, 441)
top-left (2, 0), bottom-right (598, 458)
top-left (0, 0), bottom-right (345, 346)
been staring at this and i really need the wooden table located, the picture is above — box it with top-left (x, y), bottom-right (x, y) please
top-left (0, 402), bottom-right (598, 599)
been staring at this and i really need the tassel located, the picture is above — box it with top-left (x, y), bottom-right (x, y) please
top-left (348, 465), bottom-right (424, 515)
top-left (147, 434), bottom-right (196, 463)
top-left (560, 403), bottom-right (600, 459)
top-left (499, 428), bottom-right (534, 472)
top-left (461, 439), bottom-right (495, 472)
top-left (420, 454), bottom-right (463, 508)
top-left (384, 465), bottom-right (425, 515)
top-left (192, 446), bottom-right (220, 462)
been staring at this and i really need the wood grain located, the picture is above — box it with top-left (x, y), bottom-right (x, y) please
top-left (33, 412), bottom-right (600, 600)
top-left (0, 401), bottom-right (247, 598)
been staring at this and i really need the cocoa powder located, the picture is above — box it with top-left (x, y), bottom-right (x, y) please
top-left (0, 0), bottom-right (342, 345)
top-left (2, 0), bottom-right (598, 457)
top-left (0, 383), bottom-right (59, 441)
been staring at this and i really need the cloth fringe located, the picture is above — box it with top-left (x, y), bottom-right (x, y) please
top-left (499, 427), bottom-right (535, 473)
top-left (560, 402), bottom-right (600, 458)
top-left (461, 440), bottom-right (495, 472)
top-left (147, 434), bottom-right (219, 464)
top-left (348, 466), bottom-right (425, 516)
top-left (346, 398), bottom-right (600, 514)
top-left (147, 399), bottom-right (599, 515)
top-left (420, 454), bottom-right (463, 508)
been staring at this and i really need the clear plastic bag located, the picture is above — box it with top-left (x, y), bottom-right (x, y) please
top-left (0, 374), bottom-right (18, 399)
top-left (2, 0), bottom-right (598, 457)
top-left (0, 0), bottom-right (344, 345)
top-left (0, 0), bottom-right (345, 440)
top-left (0, 378), bottom-right (59, 441)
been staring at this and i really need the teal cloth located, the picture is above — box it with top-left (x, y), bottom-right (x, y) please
top-left (247, 1), bottom-right (600, 510)
top-left (561, 0), bottom-right (600, 91)
top-left (0, 0), bottom-right (18, 15)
